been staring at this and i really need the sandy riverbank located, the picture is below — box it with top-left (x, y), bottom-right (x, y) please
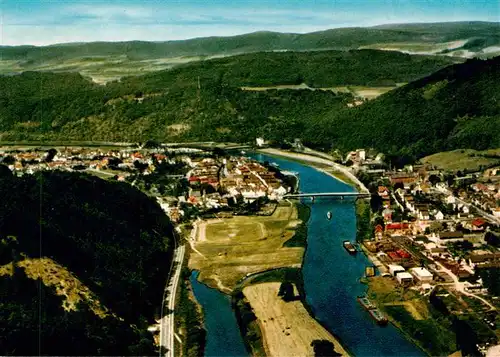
top-left (243, 282), bottom-right (349, 357)
top-left (257, 148), bottom-right (369, 193)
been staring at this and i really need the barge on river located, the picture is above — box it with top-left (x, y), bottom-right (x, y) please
top-left (357, 295), bottom-right (388, 326)
top-left (343, 240), bottom-right (357, 254)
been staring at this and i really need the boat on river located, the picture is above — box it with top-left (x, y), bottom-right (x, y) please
top-left (327, 211), bottom-right (332, 220)
top-left (343, 240), bottom-right (357, 254)
top-left (357, 295), bottom-right (375, 310)
top-left (369, 308), bottom-right (389, 325)
top-left (357, 295), bottom-right (388, 325)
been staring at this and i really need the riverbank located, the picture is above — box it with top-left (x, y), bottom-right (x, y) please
top-left (257, 148), bottom-right (369, 194)
top-left (366, 276), bottom-right (457, 356)
top-left (188, 197), bottom-right (349, 356)
top-left (176, 266), bottom-right (206, 357)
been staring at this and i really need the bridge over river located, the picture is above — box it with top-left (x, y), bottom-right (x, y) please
top-left (283, 192), bottom-right (370, 199)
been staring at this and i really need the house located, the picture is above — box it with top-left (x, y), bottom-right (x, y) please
top-left (256, 137), bottom-right (266, 147)
top-left (469, 250), bottom-right (500, 263)
top-left (389, 264), bottom-right (405, 276)
top-left (378, 186), bottom-right (390, 198)
top-left (389, 173), bottom-right (418, 188)
top-left (434, 211), bottom-right (444, 220)
top-left (418, 210), bottom-right (430, 220)
top-left (445, 195), bottom-right (456, 205)
top-left (396, 272), bottom-right (414, 286)
top-left (374, 224), bottom-right (384, 240)
top-left (385, 222), bottom-right (410, 234)
top-left (382, 208), bottom-right (393, 222)
top-left (410, 267), bottom-right (433, 282)
top-left (471, 218), bottom-right (486, 231)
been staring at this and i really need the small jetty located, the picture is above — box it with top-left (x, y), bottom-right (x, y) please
top-left (357, 295), bottom-right (388, 326)
top-left (343, 240), bottom-right (357, 254)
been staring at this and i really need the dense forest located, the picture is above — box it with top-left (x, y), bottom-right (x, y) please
top-left (311, 55), bottom-right (500, 159)
top-left (0, 51), bottom-right (498, 160)
top-left (0, 168), bottom-right (175, 355)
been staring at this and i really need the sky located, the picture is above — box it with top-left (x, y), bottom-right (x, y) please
top-left (0, 0), bottom-right (498, 46)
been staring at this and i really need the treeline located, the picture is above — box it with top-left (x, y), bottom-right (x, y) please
top-left (0, 168), bottom-right (175, 355)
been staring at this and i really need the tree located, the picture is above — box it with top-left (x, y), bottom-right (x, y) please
top-left (429, 290), bottom-right (449, 316)
top-left (44, 148), bottom-right (57, 162)
top-left (428, 174), bottom-right (441, 186)
top-left (393, 182), bottom-right (404, 190)
top-left (311, 340), bottom-right (341, 357)
top-left (212, 147), bottom-right (226, 158)
top-left (0, 164), bottom-right (13, 178)
top-left (429, 221), bottom-right (444, 233)
top-left (143, 140), bottom-right (160, 149)
top-left (133, 160), bottom-right (148, 172)
top-left (370, 194), bottom-right (383, 213)
top-left (1, 155), bottom-right (16, 165)
top-left (277, 282), bottom-right (295, 302)
top-left (485, 232), bottom-right (500, 247)
top-left (453, 317), bottom-right (479, 357)
top-left (200, 183), bottom-right (216, 195)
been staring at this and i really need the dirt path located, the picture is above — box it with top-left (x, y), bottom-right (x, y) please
top-left (244, 282), bottom-right (349, 357)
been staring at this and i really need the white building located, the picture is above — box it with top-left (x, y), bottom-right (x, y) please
top-left (410, 267), bottom-right (433, 283)
top-left (396, 272), bottom-right (413, 286)
top-left (388, 264), bottom-right (405, 277)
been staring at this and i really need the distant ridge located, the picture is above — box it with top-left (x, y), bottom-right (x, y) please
top-left (1, 21), bottom-right (499, 61)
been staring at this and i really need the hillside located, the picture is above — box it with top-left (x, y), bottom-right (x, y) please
top-left (0, 21), bottom-right (497, 82)
top-left (313, 56), bottom-right (500, 160)
top-left (0, 169), bottom-right (175, 355)
top-left (0, 49), bottom-right (456, 144)
top-left (0, 51), bottom-right (498, 160)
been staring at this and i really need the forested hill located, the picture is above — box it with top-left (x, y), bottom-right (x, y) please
top-left (0, 169), bottom-right (175, 355)
top-left (0, 50), bottom-right (498, 160)
top-left (0, 49), bottom-right (455, 144)
top-left (312, 56), bottom-right (500, 159)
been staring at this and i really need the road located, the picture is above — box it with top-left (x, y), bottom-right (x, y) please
top-left (159, 237), bottom-right (186, 357)
top-left (431, 187), bottom-right (500, 225)
top-left (432, 258), bottom-right (496, 311)
top-left (454, 195), bottom-right (500, 225)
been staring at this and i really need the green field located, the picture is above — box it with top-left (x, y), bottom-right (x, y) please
top-left (421, 149), bottom-right (500, 172)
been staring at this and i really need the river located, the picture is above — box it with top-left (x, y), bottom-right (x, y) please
top-left (190, 152), bottom-right (424, 356)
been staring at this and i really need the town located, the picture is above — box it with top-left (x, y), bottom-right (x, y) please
top-left (0, 144), bottom-right (296, 223)
top-left (346, 148), bottom-right (500, 355)
top-left (2, 143), bottom-right (500, 355)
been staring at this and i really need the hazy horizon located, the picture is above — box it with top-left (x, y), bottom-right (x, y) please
top-left (1, 0), bottom-right (499, 46)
